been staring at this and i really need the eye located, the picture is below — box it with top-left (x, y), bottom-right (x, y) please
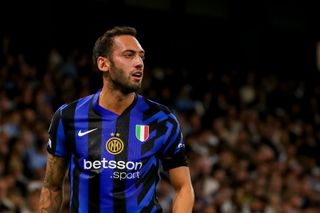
top-left (124, 52), bottom-right (134, 58)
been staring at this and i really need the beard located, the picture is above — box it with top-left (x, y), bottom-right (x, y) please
top-left (107, 62), bottom-right (142, 94)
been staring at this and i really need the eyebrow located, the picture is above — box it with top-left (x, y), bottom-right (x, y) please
top-left (121, 50), bottom-right (145, 58)
top-left (123, 49), bottom-right (145, 54)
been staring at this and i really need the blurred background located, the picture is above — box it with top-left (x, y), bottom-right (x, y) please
top-left (1, 0), bottom-right (320, 212)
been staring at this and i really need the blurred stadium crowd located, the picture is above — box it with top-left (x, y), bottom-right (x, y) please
top-left (1, 33), bottom-right (320, 213)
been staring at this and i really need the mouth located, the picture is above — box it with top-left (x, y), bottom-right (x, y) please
top-left (132, 71), bottom-right (143, 81)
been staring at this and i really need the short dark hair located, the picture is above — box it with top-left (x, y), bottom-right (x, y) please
top-left (92, 26), bottom-right (137, 70)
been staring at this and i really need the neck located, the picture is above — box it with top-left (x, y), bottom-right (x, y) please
top-left (99, 84), bottom-right (136, 115)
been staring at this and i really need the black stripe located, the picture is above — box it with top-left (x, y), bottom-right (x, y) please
top-left (113, 110), bottom-right (130, 213)
top-left (137, 164), bottom-right (158, 203)
top-left (141, 99), bottom-right (170, 155)
top-left (160, 117), bottom-right (180, 155)
top-left (142, 119), bottom-right (166, 155)
top-left (140, 192), bottom-right (162, 213)
top-left (48, 108), bottom-right (62, 153)
top-left (88, 100), bottom-right (102, 213)
top-left (61, 102), bottom-right (79, 212)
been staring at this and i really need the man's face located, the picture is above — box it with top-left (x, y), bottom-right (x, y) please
top-left (107, 35), bottom-right (145, 94)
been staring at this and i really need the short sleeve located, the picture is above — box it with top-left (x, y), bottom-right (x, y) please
top-left (47, 104), bottom-right (69, 158)
top-left (161, 113), bottom-right (189, 171)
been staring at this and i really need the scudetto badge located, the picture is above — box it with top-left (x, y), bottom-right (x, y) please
top-left (106, 133), bottom-right (124, 155)
top-left (135, 125), bottom-right (149, 142)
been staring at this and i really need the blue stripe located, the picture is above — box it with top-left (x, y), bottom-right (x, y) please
top-left (137, 163), bottom-right (159, 211)
top-left (162, 122), bottom-right (175, 154)
top-left (55, 119), bottom-right (66, 156)
top-left (143, 111), bottom-right (167, 124)
top-left (139, 182), bottom-right (156, 210)
top-left (69, 155), bottom-right (75, 210)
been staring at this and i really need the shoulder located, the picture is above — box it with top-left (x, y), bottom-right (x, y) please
top-left (139, 95), bottom-right (179, 122)
top-left (54, 94), bottom-right (95, 118)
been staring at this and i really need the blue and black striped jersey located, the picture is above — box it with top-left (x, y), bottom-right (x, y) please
top-left (47, 89), bottom-right (188, 213)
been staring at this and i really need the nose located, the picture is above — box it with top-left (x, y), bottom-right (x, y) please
top-left (134, 55), bottom-right (144, 69)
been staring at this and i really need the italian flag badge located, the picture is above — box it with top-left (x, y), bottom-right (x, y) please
top-left (135, 125), bottom-right (149, 142)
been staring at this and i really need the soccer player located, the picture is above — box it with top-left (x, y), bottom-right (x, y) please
top-left (39, 26), bottom-right (194, 213)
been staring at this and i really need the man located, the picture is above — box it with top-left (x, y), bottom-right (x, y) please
top-left (39, 26), bottom-right (194, 213)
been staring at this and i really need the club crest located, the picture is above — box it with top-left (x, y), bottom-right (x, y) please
top-left (106, 133), bottom-right (124, 155)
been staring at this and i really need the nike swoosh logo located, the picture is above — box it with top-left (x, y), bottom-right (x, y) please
top-left (78, 128), bottom-right (98, 137)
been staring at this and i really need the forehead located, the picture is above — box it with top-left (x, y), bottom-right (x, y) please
top-left (112, 35), bottom-right (144, 52)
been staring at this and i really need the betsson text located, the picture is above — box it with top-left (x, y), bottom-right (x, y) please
top-left (83, 158), bottom-right (142, 180)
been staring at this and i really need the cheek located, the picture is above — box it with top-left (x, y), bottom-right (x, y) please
top-left (111, 68), bottom-right (128, 81)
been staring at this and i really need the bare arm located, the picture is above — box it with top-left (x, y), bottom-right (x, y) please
top-left (39, 153), bottom-right (68, 213)
top-left (169, 166), bottom-right (194, 213)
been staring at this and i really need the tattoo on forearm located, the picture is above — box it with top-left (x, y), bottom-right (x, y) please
top-left (39, 187), bottom-right (63, 213)
top-left (39, 155), bottom-right (67, 213)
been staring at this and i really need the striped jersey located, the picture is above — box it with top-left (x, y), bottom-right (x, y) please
top-left (47, 90), bottom-right (188, 213)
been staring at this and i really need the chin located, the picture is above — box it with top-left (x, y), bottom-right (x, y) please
top-left (121, 85), bottom-right (141, 94)
top-left (131, 82), bottom-right (142, 90)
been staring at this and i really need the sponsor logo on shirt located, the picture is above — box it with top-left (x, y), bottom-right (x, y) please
top-left (78, 128), bottom-right (98, 137)
top-left (83, 159), bottom-right (142, 180)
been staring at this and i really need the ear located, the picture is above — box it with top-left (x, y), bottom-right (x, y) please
top-left (97, 56), bottom-right (110, 72)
